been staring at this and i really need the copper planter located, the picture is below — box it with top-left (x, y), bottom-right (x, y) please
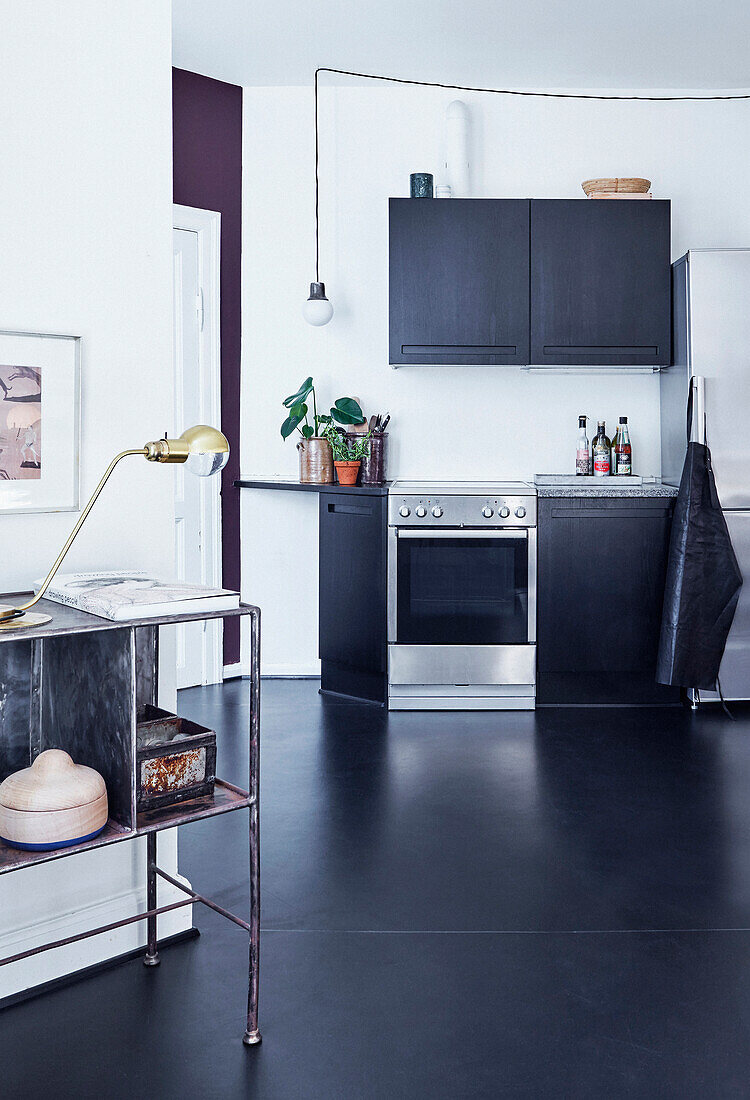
top-left (297, 436), bottom-right (333, 483)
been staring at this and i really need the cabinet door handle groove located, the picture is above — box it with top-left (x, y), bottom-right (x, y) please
top-left (542, 345), bottom-right (659, 357)
top-left (401, 344), bottom-right (517, 356)
top-left (550, 507), bottom-right (672, 519)
top-left (327, 503), bottom-right (373, 516)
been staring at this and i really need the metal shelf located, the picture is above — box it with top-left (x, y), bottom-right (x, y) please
top-left (0, 600), bottom-right (262, 1045)
top-left (0, 779), bottom-right (254, 875)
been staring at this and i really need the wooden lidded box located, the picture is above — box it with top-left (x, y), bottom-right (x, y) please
top-left (136, 705), bottom-right (216, 811)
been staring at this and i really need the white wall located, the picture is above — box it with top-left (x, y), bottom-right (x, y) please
top-left (0, 0), bottom-right (189, 996)
top-left (241, 83), bottom-right (750, 674)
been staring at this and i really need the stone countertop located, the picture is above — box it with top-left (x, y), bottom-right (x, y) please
top-left (536, 482), bottom-right (678, 498)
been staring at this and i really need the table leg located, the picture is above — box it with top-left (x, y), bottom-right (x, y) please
top-left (243, 607), bottom-right (262, 1046)
top-left (144, 831), bottom-right (160, 967)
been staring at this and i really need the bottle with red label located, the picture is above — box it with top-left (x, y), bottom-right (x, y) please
top-left (613, 416), bottom-right (632, 475)
top-left (592, 421), bottom-right (611, 476)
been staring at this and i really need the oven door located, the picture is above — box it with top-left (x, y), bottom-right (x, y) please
top-left (388, 527), bottom-right (536, 646)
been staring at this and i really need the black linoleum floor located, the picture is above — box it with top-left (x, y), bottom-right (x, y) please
top-left (6, 681), bottom-right (750, 1098)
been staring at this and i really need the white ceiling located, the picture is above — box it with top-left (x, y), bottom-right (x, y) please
top-left (172, 0), bottom-right (750, 90)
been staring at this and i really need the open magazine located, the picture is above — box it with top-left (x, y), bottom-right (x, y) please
top-left (34, 571), bottom-right (240, 621)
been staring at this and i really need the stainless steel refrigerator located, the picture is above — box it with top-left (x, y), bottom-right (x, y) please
top-left (660, 248), bottom-right (750, 702)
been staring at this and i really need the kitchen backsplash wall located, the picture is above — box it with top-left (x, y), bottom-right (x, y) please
top-left (241, 83), bottom-right (750, 673)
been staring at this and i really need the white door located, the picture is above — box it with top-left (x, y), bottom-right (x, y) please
top-left (172, 208), bottom-right (223, 689)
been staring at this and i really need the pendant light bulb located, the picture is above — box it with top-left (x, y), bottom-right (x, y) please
top-left (303, 282), bottom-right (334, 327)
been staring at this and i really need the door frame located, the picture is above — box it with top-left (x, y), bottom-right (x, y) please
top-left (173, 203), bottom-right (223, 686)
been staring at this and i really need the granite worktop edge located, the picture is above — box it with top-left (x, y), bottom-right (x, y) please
top-left (536, 483), bottom-right (679, 498)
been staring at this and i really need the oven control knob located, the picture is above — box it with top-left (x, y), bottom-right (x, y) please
top-left (515, 506), bottom-right (527, 518)
top-left (415, 505), bottom-right (427, 518)
top-left (498, 506), bottom-right (510, 518)
top-left (399, 505), bottom-right (411, 518)
top-left (482, 506), bottom-right (493, 518)
top-left (432, 506), bottom-right (443, 518)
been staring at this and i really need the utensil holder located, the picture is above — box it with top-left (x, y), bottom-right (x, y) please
top-left (360, 433), bottom-right (388, 485)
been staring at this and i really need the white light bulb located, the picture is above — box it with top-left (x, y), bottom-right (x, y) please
top-left (186, 450), bottom-right (229, 478)
top-left (303, 281), bottom-right (333, 327)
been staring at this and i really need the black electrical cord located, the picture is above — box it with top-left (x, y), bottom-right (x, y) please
top-left (312, 65), bottom-right (750, 280)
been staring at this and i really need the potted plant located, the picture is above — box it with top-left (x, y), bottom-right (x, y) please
top-left (280, 377), bottom-right (364, 483)
top-left (321, 424), bottom-right (372, 486)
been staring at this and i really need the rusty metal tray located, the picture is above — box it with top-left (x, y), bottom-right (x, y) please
top-left (135, 705), bottom-right (216, 811)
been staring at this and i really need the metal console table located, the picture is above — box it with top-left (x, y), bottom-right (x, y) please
top-left (0, 595), bottom-right (261, 1046)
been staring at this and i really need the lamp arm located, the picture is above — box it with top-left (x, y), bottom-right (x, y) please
top-left (16, 448), bottom-right (147, 613)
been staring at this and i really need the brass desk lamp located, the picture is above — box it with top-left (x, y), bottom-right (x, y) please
top-left (0, 425), bottom-right (229, 630)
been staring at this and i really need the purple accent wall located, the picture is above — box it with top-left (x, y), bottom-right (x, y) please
top-left (173, 68), bottom-right (243, 665)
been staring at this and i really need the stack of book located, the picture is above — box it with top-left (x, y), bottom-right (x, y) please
top-left (33, 572), bottom-right (240, 621)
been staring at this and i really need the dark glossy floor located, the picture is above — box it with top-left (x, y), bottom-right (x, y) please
top-left (6, 681), bottom-right (750, 1098)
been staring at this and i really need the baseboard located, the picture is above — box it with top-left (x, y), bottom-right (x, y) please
top-left (0, 928), bottom-right (200, 1011)
top-left (262, 662), bottom-right (321, 677)
top-left (225, 662), bottom-right (323, 679)
top-left (0, 867), bottom-right (193, 1000)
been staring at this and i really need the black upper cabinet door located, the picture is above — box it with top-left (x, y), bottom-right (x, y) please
top-left (389, 198), bottom-right (530, 365)
top-left (530, 199), bottom-right (671, 366)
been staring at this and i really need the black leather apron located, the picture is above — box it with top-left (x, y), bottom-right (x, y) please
top-left (656, 384), bottom-right (743, 690)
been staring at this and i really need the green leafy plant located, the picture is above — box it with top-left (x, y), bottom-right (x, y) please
top-left (280, 377), bottom-right (364, 440)
top-left (321, 423), bottom-right (371, 463)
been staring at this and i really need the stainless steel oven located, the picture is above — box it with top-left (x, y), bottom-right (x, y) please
top-left (387, 482), bottom-right (537, 710)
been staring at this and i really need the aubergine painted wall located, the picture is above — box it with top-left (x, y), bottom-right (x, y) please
top-left (173, 67), bottom-right (242, 664)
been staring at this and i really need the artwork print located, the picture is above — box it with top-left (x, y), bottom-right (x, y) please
top-left (0, 364), bottom-right (41, 481)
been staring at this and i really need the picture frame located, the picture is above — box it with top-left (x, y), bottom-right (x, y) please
top-left (0, 328), bottom-right (81, 514)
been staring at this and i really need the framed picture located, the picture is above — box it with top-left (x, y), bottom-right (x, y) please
top-left (0, 329), bottom-right (80, 514)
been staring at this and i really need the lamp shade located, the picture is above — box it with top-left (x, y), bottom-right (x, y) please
top-left (303, 282), bottom-right (333, 327)
top-left (178, 425), bottom-right (230, 477)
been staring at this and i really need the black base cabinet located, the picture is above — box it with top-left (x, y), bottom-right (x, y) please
top-left (319, 492), bottom-right (388, 704)
top-left (537, 496), bottom-right (681, 705)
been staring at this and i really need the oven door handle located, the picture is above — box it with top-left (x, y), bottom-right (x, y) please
top-left (394, 528), bottom-right (530, 539)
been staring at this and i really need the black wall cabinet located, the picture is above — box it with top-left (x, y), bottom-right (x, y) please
top-left (389, 198), bottom-right (530, 365)
top-left (536, 496), bottom-right (681, 705)
top-left (319, 493), bottom-right (387, 703)
top-left (389, 198), bottom-right (671, 367)
top-left (530, 199), bottom-right (671, 366)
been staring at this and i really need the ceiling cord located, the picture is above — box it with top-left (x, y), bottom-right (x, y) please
top-left (313, 65), bottom-right (750, 281)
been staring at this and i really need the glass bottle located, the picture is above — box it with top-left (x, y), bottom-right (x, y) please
top-left (576, 415), bottom-right (590, 475)
top-left (613, 416), bottom-right (632, 476)
top-left (592, 421), bottom-right (611, 477)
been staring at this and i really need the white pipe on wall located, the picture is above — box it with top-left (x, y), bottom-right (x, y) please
top-left (444, 100), bottom-right (471, 197)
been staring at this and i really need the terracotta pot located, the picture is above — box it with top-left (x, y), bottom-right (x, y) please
top-left (297, 436), bottom-right (333, 483)
top-left (334, 460), bottom-right (361, 486)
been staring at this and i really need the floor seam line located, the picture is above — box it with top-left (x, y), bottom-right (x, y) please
top-left (257, 926), bottom-right (750, 935)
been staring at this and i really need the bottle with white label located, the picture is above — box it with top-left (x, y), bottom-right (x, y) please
top-left (592, 421), bottom-right (611, 477)
top-left (576, 415), bottom-right (590, 475)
